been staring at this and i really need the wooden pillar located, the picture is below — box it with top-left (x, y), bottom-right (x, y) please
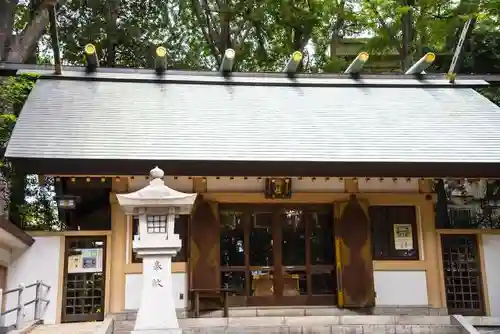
top-left (420, 197), bottom-right (443, 308)
top-left (344, 178), bottom-right (359, 193)
top-left (192, 177), bottom-right (207, 193)
top-left (109, 177), bottom-right (128, 313)
top-left (0, 265), bottom-right (7, 312)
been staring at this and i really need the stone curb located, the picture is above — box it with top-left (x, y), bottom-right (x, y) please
top-left (451, 315), bottom-right (480, 334)
top-left (9, 320), bottom-right (42, 334)
top-left (179, 315), bottom-right (454, 328)
top-left (94, 317), bottom-right (114, 334)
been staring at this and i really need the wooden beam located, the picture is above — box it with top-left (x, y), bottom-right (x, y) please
top-left (344, 178), bottom-right (359, 193)
top-left (418, 179), bottom-right (434, 193)
top-left (192, 177), bottom-right (207, 193)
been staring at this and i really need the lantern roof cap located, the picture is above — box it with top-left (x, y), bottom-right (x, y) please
top-left (116, 166), bottom-right (197, 214)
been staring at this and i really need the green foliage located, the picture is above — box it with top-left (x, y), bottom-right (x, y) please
top-left (477, 87), bottom-right (500, 106)
top-left (0, 73), bottom-right (38, 146)
top-left (0, 73), bottom-right (59, 230)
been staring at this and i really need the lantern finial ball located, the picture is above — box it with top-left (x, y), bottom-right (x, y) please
top-left (150, 166), bottom-right (164, 179)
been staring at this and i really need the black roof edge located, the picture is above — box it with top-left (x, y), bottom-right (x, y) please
top-left (0, 216), bottom-right (35, 247)
top-left (25, 74), bottom-right (491, 88)
top-left (0, 62), bottom-right (499, 86)
top-left (8, 157), bottom-right (500, 179)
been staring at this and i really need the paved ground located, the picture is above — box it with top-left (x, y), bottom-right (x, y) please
top-left (477, 328), bottom-right (500, 333)
top-left (28, 321), bottom-right (103, 334)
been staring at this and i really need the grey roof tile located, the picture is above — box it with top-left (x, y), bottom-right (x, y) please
top-left (6, 78), bottom-right (500, 163)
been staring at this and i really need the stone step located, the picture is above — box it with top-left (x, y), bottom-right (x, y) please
top-left (113, 325), bottom-right (461, 334)
top-left (27, 322), bottom-right (103, 334)
top-left (113, 306), bottom-right (446, 321)
top-left (114, 319), bottom-right (135, 331)
top-left (178, 315), bottom-right (453, 327)
top-left (113, 316), bottom-right (458, 333)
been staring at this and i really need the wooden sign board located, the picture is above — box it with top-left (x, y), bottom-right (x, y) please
top-left (265, 178), bottom-right (292, 199)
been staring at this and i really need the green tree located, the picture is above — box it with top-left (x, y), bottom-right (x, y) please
top-left (0, 73), bottom-right (59, 230)
top-left (0, 0), bottom-right (65, 63)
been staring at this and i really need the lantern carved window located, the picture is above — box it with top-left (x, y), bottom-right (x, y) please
top-left (147, 215), bottom-right (167, 234)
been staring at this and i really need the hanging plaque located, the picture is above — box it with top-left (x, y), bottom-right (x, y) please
top-left (67, 248), bottom-right (104, 273)
top-left (265, 178), bottom-right (292, 199)
top-left (393, 224), bottom-right (413, 250)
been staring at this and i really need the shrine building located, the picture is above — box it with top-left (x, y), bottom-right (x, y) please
top-left (2, 52), bottom-right (500, 325)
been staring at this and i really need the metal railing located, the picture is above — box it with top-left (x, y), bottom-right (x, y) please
top-left (0, 281), bottom-right (51, 330)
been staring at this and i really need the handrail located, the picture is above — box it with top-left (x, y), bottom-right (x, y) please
top-left (0, 280), bottom-right (51, 330)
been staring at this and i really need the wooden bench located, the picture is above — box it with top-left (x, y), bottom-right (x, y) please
top-left (190, 288), bottom-right (240, 318)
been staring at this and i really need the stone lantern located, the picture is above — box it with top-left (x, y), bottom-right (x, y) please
top-left (117, 167), bottom-right (197, 333)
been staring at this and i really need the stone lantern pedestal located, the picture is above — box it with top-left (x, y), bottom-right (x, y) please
top-left (117, 167), bottom-right (197, 334)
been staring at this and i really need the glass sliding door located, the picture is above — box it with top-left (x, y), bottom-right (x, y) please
top-left (219, 204), bottom-right (336, 306)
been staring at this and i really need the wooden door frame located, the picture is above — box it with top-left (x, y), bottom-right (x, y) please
top-left (61, 236), bottom-right (107, 323)
top-left (220, 204), bottom-right (336, 306)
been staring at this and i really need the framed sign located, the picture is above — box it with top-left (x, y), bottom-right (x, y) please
top-left (393, 224), bottom-right (413, 250)
top-left (265, 178), bottom-right (292, 199)
top-left (67, 248), bottom-right (104, 273)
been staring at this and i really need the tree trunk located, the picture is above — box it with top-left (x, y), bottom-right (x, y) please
top-left (0, 0), bottom-right (18, 61)
top-left (6, 0), bottom-right (66, 63)
top-left (401, 0), bottom-right (413, 70)
top-left (105, 0), bottom-right (120, 66)
top-left (329, 0), bottom-right (345, 58)
top-left (25, 0), bottom-right (43, 64)
top-left (8, 170), bottom-right (25, 228)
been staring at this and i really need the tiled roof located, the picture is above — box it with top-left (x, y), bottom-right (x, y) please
top-left (5, 71), bottom-right (500, 172)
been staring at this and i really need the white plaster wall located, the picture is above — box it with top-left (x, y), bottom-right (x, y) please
top-left (0, 247), bottom-right (11, 267)
top-left (374, 270), bottom-right (428, 306)
top-left (125, 273), bottom-right (187, 310)
top-left (4, 236), bottom-right (61, 326)
top-left (482, 234), bottom-right (500, 316)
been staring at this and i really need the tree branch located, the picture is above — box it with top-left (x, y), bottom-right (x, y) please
top-left (329, 0), bottom-right (345, 57)
top-left (365, 0), bottom-right (403, 55)
top-left (190, 0), bottom-right (221, 63)
top-left (6, 0), bottom-right (66, 63)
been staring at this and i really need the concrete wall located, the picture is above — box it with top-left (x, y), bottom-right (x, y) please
top-left (482, 234), bottom-right (500, 316)
top-left (374, 270), bottom-right (428, 306)
top-left (5, 236), bottom-right (61, 325)
top-left (125, 273), bottom-right (187, 310)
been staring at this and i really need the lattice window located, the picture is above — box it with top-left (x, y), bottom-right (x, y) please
top-left (441, 234), bottom-right (484, 315)
top-left (65, 273), bottom-right (104, 316)
top-left (147, 215), bottom-right (167, 234)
